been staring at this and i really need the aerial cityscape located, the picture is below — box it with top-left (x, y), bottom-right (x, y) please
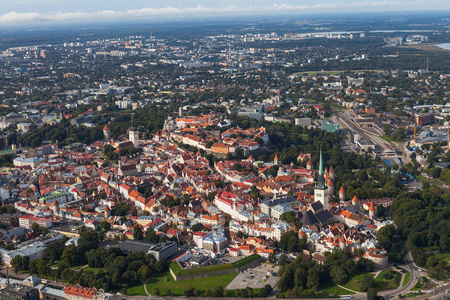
top-left (0, 2), bottom-right (448, 300)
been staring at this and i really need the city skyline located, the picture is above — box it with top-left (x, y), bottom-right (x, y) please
top-left (0, 0), bottom-right (449, 26)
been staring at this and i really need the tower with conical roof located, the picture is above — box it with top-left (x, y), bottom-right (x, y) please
top-left (274, 154), bottom-right (279, 166)
top-left (129, 113), bottom-right (139, 147)
top-left (306, 159), bottom-right (313, 171)
top-left (52, 200), bottom-right (60, 214)
top-left (352, 195), bottom-right (359, 210)
top-left (329, 165), bottom-right (335, 181)
top-left (339, 236), bottom-right (346, 251)
top-left (327, 178), bottom-right (334, 196)
top-left (104, 205), bottom-right (111, 219)
top-left (369, 202), bottom-right (375, 219)
top-left (314, 148), bottom-right (329, 210)
top-left (103, 124), bottom-right (111, 141)
top-left (339, 186), bottom-right (346, 202)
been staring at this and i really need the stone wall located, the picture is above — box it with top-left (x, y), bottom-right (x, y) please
top-left (170, 258), bottom-right (264, 282)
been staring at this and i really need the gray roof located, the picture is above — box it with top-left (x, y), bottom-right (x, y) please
top-left (301, 210), bottom-right (318, 226)
top-left (310, 201), bottom-right (323, 212)
top-left (315, 210), bottom-right (333, 225)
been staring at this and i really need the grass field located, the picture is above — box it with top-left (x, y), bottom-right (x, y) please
top-left (434, 252), bottom-right (450, 263)
top-left (343, 273), bottom-right (375, 292)
top-left (171, 261), bottom-right (234, 277)
top-left (374, 269), bottom-right (402, 290)
top-left (144, 271), bottom-right (238, 296)
top-left (411, 277), bottom-right (433, 291)
top-left (170, 254), bottom-right (261, 277)
top-left (231, 254), bottom-right (261, 268)
top-left (170, 261), bottom-right (183, 276)
top-left (127, 284), bottom-right (147, 296)
top-left (320, 282), bottom-right (356, 296)
top-left (403, 272), bottom-right (411, 287)
top-left (82, 267), bottom-right (105, 275)
top-left (381, 135), bottom-right (393, 142)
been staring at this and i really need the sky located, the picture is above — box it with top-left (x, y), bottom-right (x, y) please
top-left (0, 0), bottom-right (449, 26)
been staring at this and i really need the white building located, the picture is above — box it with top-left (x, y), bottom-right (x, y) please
top-left (19, 214), bottom-right (52, 229)
top-left (13, 157), bottom-right (43, 169)
top-left (214, 191), bottom-right (253, 222)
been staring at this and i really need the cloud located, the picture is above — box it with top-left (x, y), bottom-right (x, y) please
top-left (0, 2), bottom-right (448, 24)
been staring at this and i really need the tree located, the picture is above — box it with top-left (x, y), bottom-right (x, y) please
top-left (267, 165), bottom-right (279, 178)
top-left (144, 228), bottom-right (158, 243)
top-left (191, 223), bottom-right (204, 232)
top-left (376, 225), bottom-right (395, 250)
top-left (133, 225), bottom-right (144, 240)
top-left (279, 254), bottom-right (288, 266)
top-left (330, 267), bottom-right (348, 285)
top-left (268, 253), bottom-right (275, 264)
top-left (11, 256), bottom-right (30, 273)
top-left (99, 221), bottom-right (111, 231)
top-left (138, 265), bottom-right (151, 279)
top-left (62, 245), bottom-right (79, 266)
top-left (212, 285), bottom-right (224, 297)
top-left (357, 258), bottom-right (375, 272)
top-left (367, 288), bottom-right (377, 300)
top-left (439, 233), bottom-right (449, 252)
top-left (307, 269), bottom-right (319, 289)
top-left (184, 285), bottom-right (196, 297)
top-left (360, 275), bottom-right (374, 292)
top-left (259, 284), bottom-right (273, 297)
top-left (154, 288), bottom-right (160, 296)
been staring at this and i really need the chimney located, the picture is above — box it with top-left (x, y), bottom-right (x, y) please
top-left (6, 268), bottom-right (10, 286)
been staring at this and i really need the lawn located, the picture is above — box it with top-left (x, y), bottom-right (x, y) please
top-left (170, 254), bottom-right (261, 277)
top-left (170, 261), bottom-right (183, 276)
top-left (343, 273), bottom-right (375, 292)
top-left (374, 269), bottom-right (402, 290)
top-left (171, 261), bottom-right (234, 277)
top-left (403, 272), bottom-right (411, 287)
top-left (143, 271), bottom-right (238, 296)
top-left (319, 282), bottom-right (355, 296)
top-left (127, 284), bottom-right (146, 296)
top-left (381, 135), bottom-right (393, 142)
top-left (232, 254), bottom-right (261, 268)
top-left (82, 267), bottom-right (105, 275)
top-left (434, 252), bottom-right (450, 263)
top-left (411, 277), bottom-right (433, 291)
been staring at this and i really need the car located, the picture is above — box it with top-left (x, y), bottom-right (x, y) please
top-left (418, 269), bottom-right (423, 272)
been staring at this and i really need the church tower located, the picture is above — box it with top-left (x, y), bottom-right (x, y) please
top-left (129, 113), bottom-right (139, 147)
top-left (314, 149), bottom-right (329, 210)
top-left (274, 154), bottom-right (279, 166)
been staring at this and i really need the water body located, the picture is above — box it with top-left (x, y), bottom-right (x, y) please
top-left (437, 43), bottom-right (450, 50)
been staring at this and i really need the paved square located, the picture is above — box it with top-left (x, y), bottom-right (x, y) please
top-left (225, 263), bottom-right (280, 290)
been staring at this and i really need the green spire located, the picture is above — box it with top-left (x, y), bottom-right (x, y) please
top-left (319, 148), bottom-right (323, 176)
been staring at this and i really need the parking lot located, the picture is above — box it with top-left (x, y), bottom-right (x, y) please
top-left (225, 263), bottom-right (280, 290)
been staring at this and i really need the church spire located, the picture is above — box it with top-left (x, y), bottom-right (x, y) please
top-left (319, 148), bottom-right (324, 176)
